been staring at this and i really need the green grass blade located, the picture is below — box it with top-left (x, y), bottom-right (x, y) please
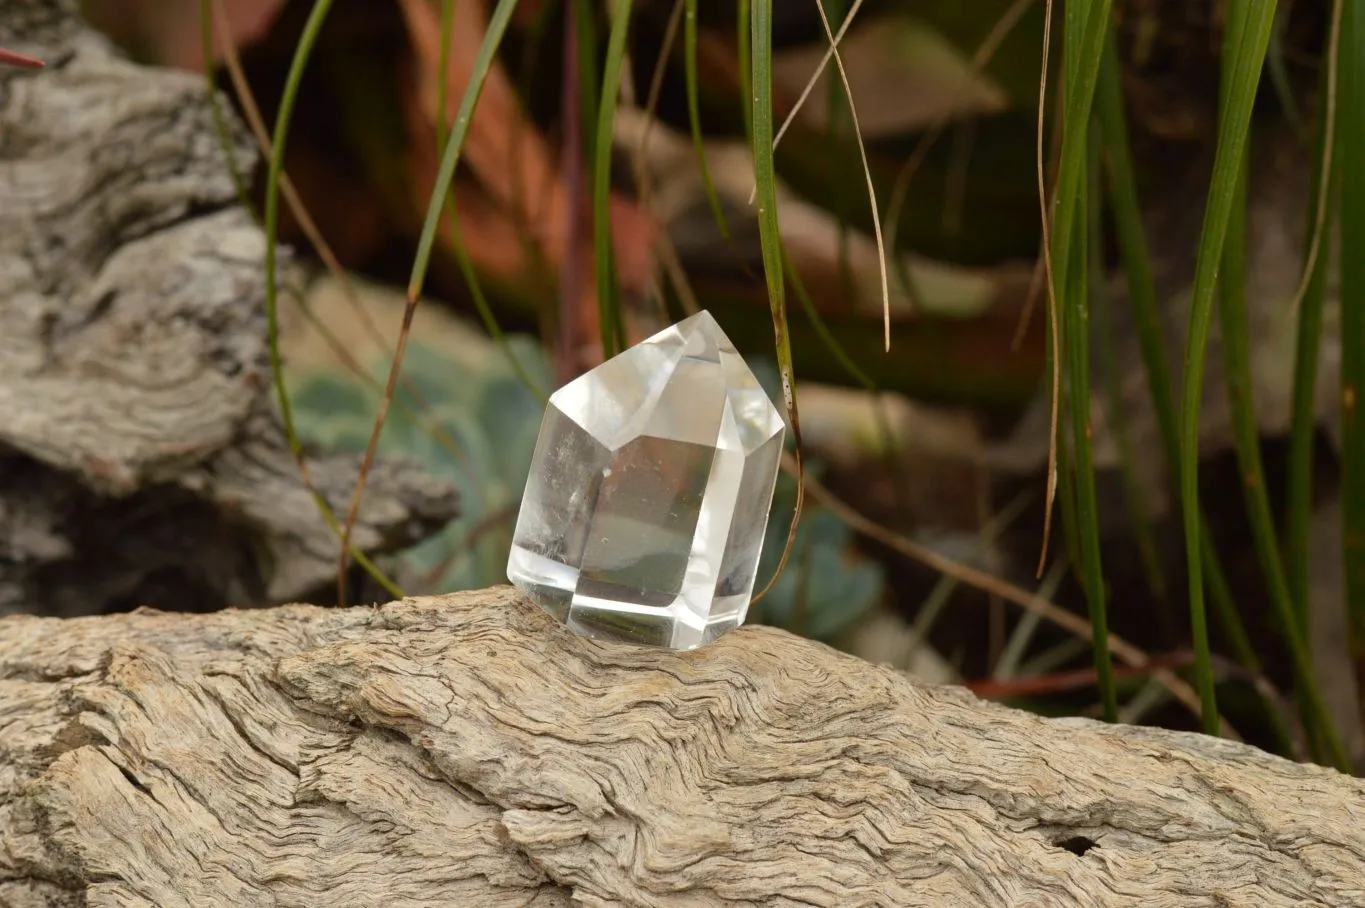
top-left (1177, 0), bottom-right (1278, 735)
top-left (406, 0), bottom-right (520, 302)
top-left (784, 253), bottom-right (874, 390)
top-left (1048, 0), bottom-right (1112, 291)
top-left (430, 0), bottom-right (544, 403)
top-left (1095, 27), bottom-right (1278, 738)
top-left (751, 0), bottom-right (792, 398)
top-left (339, 0), bottom-right (520, 601)
top-left (447, 213), bottom-right (548, 403)
top-left (749, 0), bottom-right (805, 597)
top-left (1052, 0), bottom-right (1116, 722)
top-left (684, 0), bottom-right (730, 241)
top-left (1340, 0), bottom-right (1365, 654)
top-left (593, 0), bottom-right (634, 359)
top-left (1220, 144), bottom-right (1347, 767)
top-left (262, 0), bottom-right (402, 599)
top-left (1062, 185), bottom-right (1116, 721)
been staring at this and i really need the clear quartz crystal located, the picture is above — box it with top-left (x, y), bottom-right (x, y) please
top-left (507, 310), bottom-right (785, 650)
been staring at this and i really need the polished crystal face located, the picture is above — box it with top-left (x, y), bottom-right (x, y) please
top-left (508, 310), bottom-right (785, 650)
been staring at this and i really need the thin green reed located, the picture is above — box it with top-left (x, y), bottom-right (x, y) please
top-left (1094, 28), bottom-right (1297, 756)
top-left (1219, 137), bottom-right (1346, 767)
top-left (1053, 0), bottom-right (1117, 721)
top-left (1176, 0), bottom-right (1278, 735)
top-left (684, 0), bottom-right (730, 239)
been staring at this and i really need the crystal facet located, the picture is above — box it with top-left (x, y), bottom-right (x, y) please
top-left (508, 310), bottom-right (785, 650)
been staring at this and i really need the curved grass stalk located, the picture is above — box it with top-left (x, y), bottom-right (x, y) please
top-left (336, 0), bottom-right (523, 604)
top-left (769, 0), bottom-right (866, 152)
top-left (811, 0), bottom-right (889, 351)
top-left (438, 2), bottom-right (553, 364)
top-left (212, 0), bottom-right (509, 571)
top-left (211, 0), bottom-right (409, 369)
top-left (201, 0), bottom-right (488, 476)
top-left (782, 236), bottom-right (911, 523)
top-left (432, 0), bottom-right (546, 403)
top-left (1050, 0), bottom-right (1117, 720)
top-left (260, 0), bottom-right (402, 600)
top-left (784, 256), bottom-right (874, 390)
top-left (1176, 0), bottom-right (1279, 735)
top-left (446, 211), bottom-right (547, 403)
top-left (1219, 149), bottom-right (1347, 769)
top-left (406, 0), bottom-right (522, 303)
top-left (684, 0), bottom-right (730, 241)
top-left (749, 0), bottom-right (805, 603)
top-left (739, 0), bottom-right (888, 349)
top-left (1095, 32), bottom-right (1297, 758)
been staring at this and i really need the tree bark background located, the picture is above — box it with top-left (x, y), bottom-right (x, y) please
top-left (0, 0), bottom-right (457, 619)
top-left (2, 587), bottom-right (1363, 907)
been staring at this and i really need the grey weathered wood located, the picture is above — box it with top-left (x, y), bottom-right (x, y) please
top-left (2, 587), bottom-right (1362, 907)
top-left (0, 0), bottom-right (457, 616)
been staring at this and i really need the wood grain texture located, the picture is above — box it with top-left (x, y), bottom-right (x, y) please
top-left (0, 0), bottom-right (457, 616)
top-left (2, 587), bottom-right (1363, 907)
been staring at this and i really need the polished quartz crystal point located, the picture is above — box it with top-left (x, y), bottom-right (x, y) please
top-left (507, 310), bottom-right (785, 650)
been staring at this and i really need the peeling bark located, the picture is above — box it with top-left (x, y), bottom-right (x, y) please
top-left (2, 588), bottom-right (1363, 907)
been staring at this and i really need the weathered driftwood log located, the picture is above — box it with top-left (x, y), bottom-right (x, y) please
top-left (2, 587), bottom-right (1362, 907)
top-left (0, 0), bottom-right (457, 616)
